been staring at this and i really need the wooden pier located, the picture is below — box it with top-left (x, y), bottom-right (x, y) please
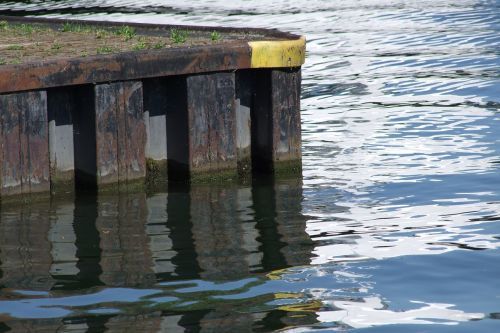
top-left (0, 16), bottom-right (305, 196)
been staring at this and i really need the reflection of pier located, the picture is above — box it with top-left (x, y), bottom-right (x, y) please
top-left (0, 180), bottom-right (313, 332)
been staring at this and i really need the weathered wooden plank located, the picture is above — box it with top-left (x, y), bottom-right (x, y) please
top-left (123, 82), bottom-right (146, 181)
top-left (143, 78), bottom-right (168, 181)
top-left (271, 68), bottom-right (302, 165)
top-left (95, 83), bottom-right (120, 185)
top-left (115, 84), bottom-right (128, 184)
top-left (235, 71), bottom-right (253, 177)
top-left (26, 91), bottom-right (50, 194)
top-left (19, 101), bottom-right (30, 194)
top-left (186, 73), bottom-right (237, 178)
top-left (94, 81), bottom-right (146, 187)
top-left (251, 68), bottom-right (302, 175)
top-left (0, 91), bottom-right (49, 196)
top-left (0, 93), bottom-right (22, 196)
top-left (47, 87), bottom-right (76, 192)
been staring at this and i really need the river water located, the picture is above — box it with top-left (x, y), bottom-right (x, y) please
top-left (0, 0), bottom-right (499, 332)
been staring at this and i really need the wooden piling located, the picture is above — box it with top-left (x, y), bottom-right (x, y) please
top-left (47, 87), bottom-right (76, 193)
top-left (94, 81), bottom-right (146, 188)
top-left (0, 91), bottom-right (49, 196)
top-left (186, 72), bottom-right (237, 180)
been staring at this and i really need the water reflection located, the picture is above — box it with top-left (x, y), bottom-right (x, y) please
top-left (0, 180), bottom-right (315, 331)
top-left (0, 0), bottom-right (499, 331)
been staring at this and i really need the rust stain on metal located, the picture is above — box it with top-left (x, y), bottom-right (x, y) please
top-left (0, 44), bottom-right (252, 94)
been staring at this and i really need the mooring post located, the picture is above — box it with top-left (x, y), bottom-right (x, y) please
top-left (93, 81), bottom-right (146, 188)
top-left (0, 91), bottom-right (50, 196)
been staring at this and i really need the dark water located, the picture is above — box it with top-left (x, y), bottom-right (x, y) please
top-left (1, 0), bottom-right (500, 332)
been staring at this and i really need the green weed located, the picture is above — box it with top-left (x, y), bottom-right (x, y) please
top-left (96, 46), bottom-right (114, 54)
top-left (133, 40), bottom-right (148, 51)
top-left (210, 30), bottom-right (221, 41)
top-left (115, 26), bottom-right (136, 40)
top-left (95, 29), bottom-right (107, 39)
top-left (19, 24), bottom-right (33, 34)
top-left (6, 44), bottom-right (24, 51)
top-left (51, 42), bottom-right (62, 50)
top-left (62, 22), bottom-right (91, 33)
top-left (170, 28), bottom-right (188, 44)
top-left (153, 41), bottom-right (166, 49)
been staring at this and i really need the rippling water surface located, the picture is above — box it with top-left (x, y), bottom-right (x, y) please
top-left (0, 0), bottom-right (499, 332)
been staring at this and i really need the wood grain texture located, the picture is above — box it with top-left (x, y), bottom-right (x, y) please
top-left (186, 73), bottom-right (237, 176)
top-left (0, 91), bottom-right (49, 196)
top-left (94, 81), bottom-right (146, 186)
top-left (271, 68), bottom-right (302, 163)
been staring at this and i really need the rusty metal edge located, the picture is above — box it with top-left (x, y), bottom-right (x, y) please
top-left (0, 41), bottom-right (252, 93)
top-left (0, 16), bottom-right (304, 93)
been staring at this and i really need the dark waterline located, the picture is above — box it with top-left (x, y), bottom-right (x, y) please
top-left (0, 0), bottom-right (500, 332)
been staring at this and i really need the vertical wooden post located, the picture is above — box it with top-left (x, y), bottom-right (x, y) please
top-left (252, 68), bottom-right (302, 175)
top-left (271, 69), bottom-right (302, 166)
top-left (94, 81), bottom-right (146, 188)
top-left (0, 91), bottom-right (49, 196)
top-left (167, 73), bottom-right (237, 181)
top-left (143, 78), bottom-right (168, 182)
top-left (235, 71), bottom-right (253, 177)
top-left (186, 73), bottom-right (237, 179)
top-left (47, 87), bottom-right (76, 193)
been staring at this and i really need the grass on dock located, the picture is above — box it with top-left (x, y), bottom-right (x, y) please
top-left (0, 20), bottom-right (228, 65)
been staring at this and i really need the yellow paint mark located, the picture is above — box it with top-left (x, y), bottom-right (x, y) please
top-left (278, 300), bottom-right (323, 313)
top-left (249, 36), bottom-right (306, 68)
top-left (266, 268), bottom-right (288, 280)
top-left (274, 292), bottom-right (303, 299)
